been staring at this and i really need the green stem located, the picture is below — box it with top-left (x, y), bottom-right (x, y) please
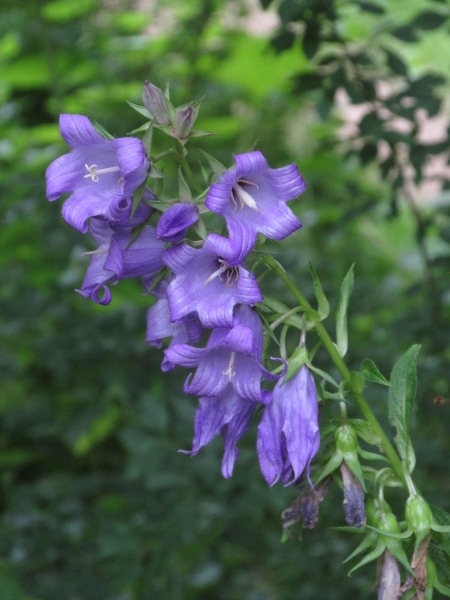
top-left (270, 261), bottom-right (406, 486)
top-left (172, 142), bottom-right (202, 195)
top-left (152, 149), bottom-right (175, 163)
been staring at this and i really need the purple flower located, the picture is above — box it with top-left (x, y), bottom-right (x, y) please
top-left (146, 280), bottom-right (202, 372)
top-left (156, 203), bottom-right (199, 242)
top-left (205, 151), bottom-right (306, 264)
top-left (165, 305), bottom-right (274, 403)
top-left (180, 385), bottom-right (256, 478)
top-left (77, 216), bottom-right (164, 305)
top-left (257, 364), bottom-right (320, 487)
top-left (162, 234), bottom-right (262, 329)
top-left (46, 114), bottom-right (150, 233)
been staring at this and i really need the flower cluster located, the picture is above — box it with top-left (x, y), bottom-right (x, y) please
top-left (45, 85), bottom-right (319, 485)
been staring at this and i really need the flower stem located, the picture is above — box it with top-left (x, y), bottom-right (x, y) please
top-left (270, 261), bottom-right (406, 486)
top-left (172, 142), bottom-right (202, 195)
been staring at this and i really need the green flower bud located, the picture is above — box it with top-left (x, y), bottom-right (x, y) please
top-left (335, 425), bottom-right (359, 454)
top-left (366, 498), bottom-right (392, 527)
top-left (405, 495), bottom-right (433, 543)
top-left (378, 511), bottom-right (401, 536)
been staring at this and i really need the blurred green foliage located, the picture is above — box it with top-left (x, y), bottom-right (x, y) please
top-left (0, 0), bottom-right (449, 598)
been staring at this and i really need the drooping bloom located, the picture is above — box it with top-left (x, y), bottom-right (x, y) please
top-left (46, 114), bottom-right (150, 233)
top-left (257, 364), bottom-right (320, 487)
top-left (77, 213), bottom-right (165, 305)
top-left (165, 305), bottom-right (274, 403)
top-left (205, 151), bottom-right (306, 264)
top-left (156, 203), bottom-right (199, 242)
top-left (146, 280), bottom-right (202, 372)
top-left (340, 462), bottom-right (366, 528)
top-left (162, 234), bottom-right (262, 329)
top-left (180, 385), bottom-right (256, 478)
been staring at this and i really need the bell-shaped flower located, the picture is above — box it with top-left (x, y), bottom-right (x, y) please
top-left (180, 384), bottom-right (257, 479)
top-left (205, 151), bottom-right (306, 264)
top-left (156, 203), bottom-right (199, 242)
top-left (165, 305), bottom-right (274, 403)
top-left (46, 114), bottom-right (150, 233)
top-left (76, 213), bottom-right (164, 305)
top-left (146, 280), bottom-right (202, 372)
top-left (162, 234), bottom-right (262, 329)
top-left (257, 364), bottom-right (320, 487)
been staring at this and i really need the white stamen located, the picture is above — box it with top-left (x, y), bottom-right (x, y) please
top-left (234, 183), bottom-right (260, 213)
top-left (222, 352), bottom-right (236, 380)
top-left (84, 164), bottom-right (121, 183)
top-left (204, 264), bottom-right (227, 286)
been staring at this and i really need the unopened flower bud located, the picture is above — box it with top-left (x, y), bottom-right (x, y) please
top-left (335, 425), bottom-right (359, 454)
top-left (405, 495), bottom-right (433, 544)
top-left (366, 498), bottom-right (391, 527)
top-left (142, 80), bottom-right (170, 125)
top-left (173, 105), bottom-right (196, 140)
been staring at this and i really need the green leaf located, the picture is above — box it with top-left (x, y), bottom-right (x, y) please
top-left (309, 262), bottom-right (330, 319)
top-left (336, 264), bottom-right (354, 358)
top-left (92, 120), bottom-right (114, 140)
top-left (361, 359), bottom-right (390, 386)
top-left (430, 505), bottom-right (450, 527)
top-left (387, 344), bottom-right (421, 462)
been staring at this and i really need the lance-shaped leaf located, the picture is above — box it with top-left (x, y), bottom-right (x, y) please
top-left (336, 264), bottom-right (354, 357)
top-left (309, 262), bottom-right (329, 320)
top-left (387, 345), bottom-right (421, 465)
top-left (361, 358), bottom-right (390, 386)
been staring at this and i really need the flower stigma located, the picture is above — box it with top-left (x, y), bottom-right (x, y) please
top-left (222, 352), bottom-right (236, 380)
top-left (84, 164), bottom-right (121, 183)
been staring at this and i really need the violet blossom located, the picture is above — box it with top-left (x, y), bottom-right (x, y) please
top-left (146, 280), bottom-right (202, 372)
top-left (165, 305), bottom-right (274, 403)
top-left (156, 203), bottom-right (199, 242)
top-left (77, 212), bottom-right (164, 305)
top-left (205, 151), bottom-right (306, 264)
top-left (162, 234), bottom-right (262, 329)
top-left (46, 114), bottom-right (150, 233)
top-left (180, 385), bottom-right (256, 479)
top-left (257, 364), bottom-right (320, 487)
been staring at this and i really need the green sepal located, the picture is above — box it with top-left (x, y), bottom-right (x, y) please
top-left (142, 266), bottom-right (168, 296)
top-left (309, 262), bottom-right (330, 320)
top-left (361, 358), bottom-right (390, 386)
top-left (189, 129), bottom-right (215, 139)
top-left (314, 450), bottom-right (344, 484)
top-left (431, 523), bottom-right (450, 534)
top-left (283, 346), bottom-right (309, 385)
top-left (127, 121), bottom-right (152, 135)
top-left (343, 452), bottom-right (367, 492)
top-left (306, 362), bottom-right (340, 389)
top-left (126, 101), bottom-right (152, 119)
top-left (165, 97), bottom-right (176, 122)
top-left (142, 121), bottom-right (153, 156)
top-left (336, 264), bottom-right (354, 358)
top-left (347, 540), bottom-right (385, 576)
top-left (149, 163), bottom-right (164, 179)
top-left (130, 178), bottom-right (148, 221)
top-left (343, 531), bottom-right (377, 563)
top-left (366, 525), bottom-right (412, 540)
top-left (385, 538), bottom-right (416, 577)
top-left (178, 167), bottom-right (192, 202)
top-left (199, 150), bottom-right (227, 177)
top-left (92, 120), bottom-right (114, 140)
top-left (358, 448), bottom-right (390, 464)
top-left (348, 419), bottom-right (381, 446)
top-left (193, 217), bottom-right (207, 241)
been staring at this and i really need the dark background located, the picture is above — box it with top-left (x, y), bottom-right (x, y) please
top-left (0, 0), bottom-right (449, 598)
